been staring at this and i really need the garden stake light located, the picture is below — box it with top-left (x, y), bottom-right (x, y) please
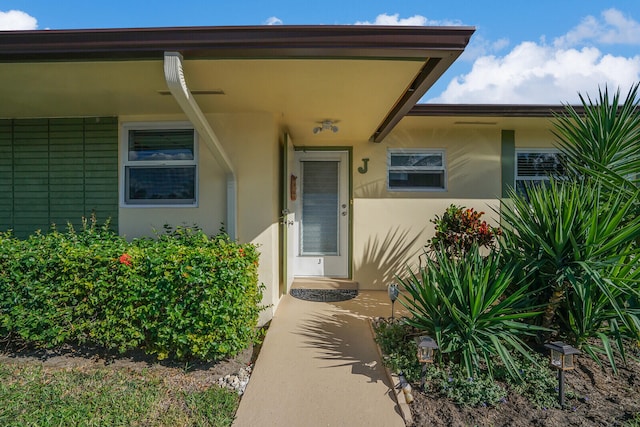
top-left (544, 341), bottom-right (580, 407)
top-left (388, 283), bottom-right (399, 319)
top-left (417, 336), bottom-right (438, 390)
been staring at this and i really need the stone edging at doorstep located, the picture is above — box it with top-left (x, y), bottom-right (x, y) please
top-left (368, 318), bottom-right (413, 426)
top-left (217, 365), bottom-right (252, 395)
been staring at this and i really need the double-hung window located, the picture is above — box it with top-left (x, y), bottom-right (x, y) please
top-left (388, 149), bottom-right (446, 191)
top-left (122, 124), bottom-right (197, 206)
top-left (515, 149), bottom-right (564, 195)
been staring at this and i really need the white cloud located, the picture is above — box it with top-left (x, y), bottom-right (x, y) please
top-left (264, 16), bottom-right (283, 26)
top-left (460, 35), bottom-right (510, 62)
top-left (429, 9), bottom-right (640, 104)
top-left (554, 8), bottom-right (640, 48)
top-left (355, 13), bottom-right (462, 27)
top-left (0, 10), bottom-right (37, 30)
top-left (430, 42), bottom-right (640, 104)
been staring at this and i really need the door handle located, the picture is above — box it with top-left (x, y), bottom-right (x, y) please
top-left (279, 214), bottom-right (294, 226)
top-left (280, 219), bottom-right (294, 226)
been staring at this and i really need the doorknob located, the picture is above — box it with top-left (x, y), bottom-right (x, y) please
top-left (279, 209), bottom-right (294, 226)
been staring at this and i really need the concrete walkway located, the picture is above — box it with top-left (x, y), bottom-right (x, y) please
top-left (233, 291), bottom-right (405, 427)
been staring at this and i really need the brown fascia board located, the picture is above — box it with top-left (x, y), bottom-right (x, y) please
top-left (370, 57), bottom-right (443, 142)
top-left (0, 25), bottom-right (475, 61)
top-left (408, 104), bottom-right (586, 117)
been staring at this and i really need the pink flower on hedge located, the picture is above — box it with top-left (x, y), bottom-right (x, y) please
top-left (119, 253), bottom-right (132, 266)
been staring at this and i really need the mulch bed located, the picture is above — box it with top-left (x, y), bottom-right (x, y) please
top-left (408, 348), bottom-right (640, 427)
top-left (0, 340), bottom-right (256, 394)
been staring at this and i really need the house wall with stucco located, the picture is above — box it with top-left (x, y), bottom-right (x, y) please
top-left (118, 112), bottom-right (281, 324)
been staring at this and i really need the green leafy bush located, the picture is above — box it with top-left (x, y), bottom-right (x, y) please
top-left (436, 366), bottom-right (507, 407)
top-left (427, 205), bottom-right (501, 256)
top-left (373, 320), bottom-right (556, 408)
top-left (496, 353), bottom-right (559, 409)
top-left (0, 218), bottom-right (264, 362)
top-left (373, 319), bottom-right (422, 382)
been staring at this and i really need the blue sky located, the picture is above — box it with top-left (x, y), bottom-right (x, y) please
top-left (1, 1), bottom-right (639, 104)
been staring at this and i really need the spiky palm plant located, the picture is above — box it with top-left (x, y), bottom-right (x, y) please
top-left (399, 245), bottom-right (545, 380)
top-left (553, 83), bottom-right (640, 199)
top-left (501, 179), bottom-right (640, 371)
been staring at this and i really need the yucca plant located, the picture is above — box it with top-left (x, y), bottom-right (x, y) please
top-left (564, 255), bottom-right (640, 372)
top-left (399, 245), bottom-right (545, 380)
top-left (501, 178), bottom-right (640, 371)
top-left (553, 83), bottom-right (640, 206)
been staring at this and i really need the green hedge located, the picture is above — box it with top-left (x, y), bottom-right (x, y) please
top-left (0, 220), bottom-right (264, 361)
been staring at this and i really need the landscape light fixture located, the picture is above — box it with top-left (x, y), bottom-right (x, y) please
top-left (417, 336), bottom-right (439, 390)
top-left (313, 120), bottom-right (339, 134)
top-left (387, 283), bottom-right (399, 319)
top-left (544, 341), bottom-right (580, 407)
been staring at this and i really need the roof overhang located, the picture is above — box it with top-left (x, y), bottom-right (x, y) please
top-left (0, 25), bottom-right (475, 142)
top-left (404, 103), bottom-right (587, 130)
top-left (409, 104), bottom-right (585, 117)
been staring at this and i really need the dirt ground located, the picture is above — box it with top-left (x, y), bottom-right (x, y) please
top-left (409, 348), bottom-right (640, 427)
top-left (0, 341), bottom-right (256, 394)
top-left (2, 339), bottom-right (638, 426)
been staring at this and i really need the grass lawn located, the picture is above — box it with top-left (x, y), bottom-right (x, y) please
top-left (0, 362), bottom-right (239, 427)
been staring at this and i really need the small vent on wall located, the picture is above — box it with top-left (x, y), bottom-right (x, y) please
top-left (454, 121), bottom-right (497, 125)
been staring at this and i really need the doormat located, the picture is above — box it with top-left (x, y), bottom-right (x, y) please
top-left (290, 288), bottom-right (358, 302)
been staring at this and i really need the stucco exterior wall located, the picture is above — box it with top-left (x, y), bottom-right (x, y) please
top-left (118, 112), bottom-right (280, 324)
top-left (352, 198), bottom-right (501, 288)
top-left (115, 110), bottom-right (561, 317)
top-left (513, 127), bottom-right (557, 148)
top-left (348, 122), bottom-right (504, 289)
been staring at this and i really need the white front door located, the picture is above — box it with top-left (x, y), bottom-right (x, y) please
top-left (293, 151), bottom-right (349, 278)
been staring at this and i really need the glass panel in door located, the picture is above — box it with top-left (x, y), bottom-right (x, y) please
top-left (300, 161), bottom-right (339, 255)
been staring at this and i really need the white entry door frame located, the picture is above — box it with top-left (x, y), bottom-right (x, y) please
top-left (292, 150), bottom-right (351, 278)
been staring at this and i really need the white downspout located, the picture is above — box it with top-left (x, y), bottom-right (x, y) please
top-left (164, 52), bottom-right (237, 240)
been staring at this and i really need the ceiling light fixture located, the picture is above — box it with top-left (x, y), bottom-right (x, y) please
top-left (313, 120), bottom-right (339, 134)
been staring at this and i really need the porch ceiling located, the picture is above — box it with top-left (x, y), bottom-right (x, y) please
top-left (0, 25), bottom-right (475, 142)
top-left (0, 58), bottom-right (421, 141)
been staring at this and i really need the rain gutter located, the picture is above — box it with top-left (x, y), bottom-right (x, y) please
top-left (164, 51), bottom-right (237, 239)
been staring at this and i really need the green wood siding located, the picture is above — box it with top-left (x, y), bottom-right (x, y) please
top-left (0, 120), bottom-right (12, 230)
top-left (0, 117), bottom-right (118, 238)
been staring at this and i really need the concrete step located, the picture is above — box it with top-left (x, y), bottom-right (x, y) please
top-left (291, 277), bottom-right (359, 290)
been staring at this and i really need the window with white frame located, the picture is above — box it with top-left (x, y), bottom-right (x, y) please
top-left (515, 149), bottom-right (564, 195)
top-left (122, 124), bottom-right (197, 206)
top-left (388, 149), bottom-right (446, 191)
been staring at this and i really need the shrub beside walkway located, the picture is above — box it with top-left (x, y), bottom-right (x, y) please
top-left (233, 291), bottom-right (405, 427)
